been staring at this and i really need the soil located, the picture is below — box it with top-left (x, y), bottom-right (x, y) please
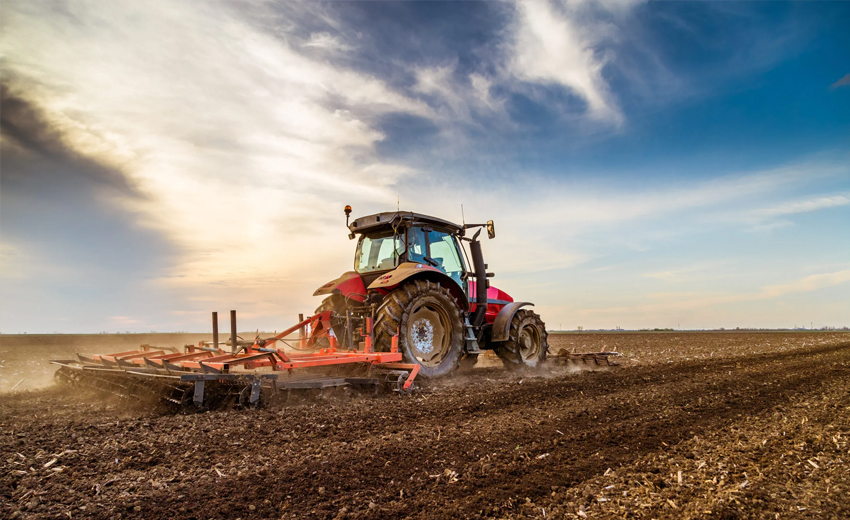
top-left (2, 331), bottom-right (849, 519)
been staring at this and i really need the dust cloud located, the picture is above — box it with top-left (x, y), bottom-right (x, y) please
top-left (0, 333), bottom-right (213, 393)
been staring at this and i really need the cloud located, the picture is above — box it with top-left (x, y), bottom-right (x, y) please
top-left (759, 270), bottom-right (850, 299)
top-left (110, 316), bottom-right (143, 325)
top-left (643, 261), bottom-right (730, 283)
top-left (392, 0), bottom-right (641, 131)
top-left (500, 160), bottom-right (846, 231)
top-left (302, 32), bottom-right (352, 51)
top-left (831, 73), bottom-right (850, 89)
top-left (411, 65), bottom-right (509, 127)
top-left (0, 0), bottom-right (450, 331)
top-left (701, 189), bottom-right (850, 232)
top-left (1, 1), bottom-right (433, 304)
top-left (506, 0), bottom-right (630, 124)
top-left (752, 195), bottom-right (850, 219)
top-left (579, 268), bottom-right (850, 319)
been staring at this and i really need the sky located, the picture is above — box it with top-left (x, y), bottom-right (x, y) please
top-left (1, 0), bottom-right (848, 333)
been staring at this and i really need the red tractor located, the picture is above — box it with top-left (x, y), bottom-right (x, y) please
top-left (313, 207), bottom-right (548, 378)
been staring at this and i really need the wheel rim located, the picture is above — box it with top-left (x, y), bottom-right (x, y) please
top-left (406, 299), bottom-right (451, 367)
top-left (518, 323), bottom-right (542, 362)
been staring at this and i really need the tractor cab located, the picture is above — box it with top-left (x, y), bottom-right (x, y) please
top-left (353, 216), bottom-right (467, 290)
top-left (348, 212), bottom-right (468, 292)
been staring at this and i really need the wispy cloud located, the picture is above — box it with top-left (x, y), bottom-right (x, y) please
top-left (302, 32), bottom-right (352, 51)
top-left (506, 0), bottom-right (627, 124)
top-left (110, 316), bottom-right (142, 326)
top-left (378, 0), bottom-right (644, 131)
top-left (498, 160), bottom-right (847, 231)
top-left (579, 268), bottom-right (850, 319)
top-left (760, 270), bottom-right (850, 299)
top-left (752, 194), bottom-right (849, 219)
top-left (831, 73), bottom-right (850, 89)
top-left (643, 261), bottom-right (731, 283)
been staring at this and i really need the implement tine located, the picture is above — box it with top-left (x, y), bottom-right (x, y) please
top-left (161, 359), bottom-right (183, 373)
top-left (77, 353), bottom-right (98, 365)
top-left (198, 361), bottom-right (222, 375)
top-left (116, 358), bottom-right (136, 368)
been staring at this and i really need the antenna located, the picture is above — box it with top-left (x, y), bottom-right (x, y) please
top-left (397, 195), bottom-right (400, 212)
top-left (461, 204), bottom-right (466, 226)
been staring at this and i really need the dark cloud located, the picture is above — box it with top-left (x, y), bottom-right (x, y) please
top-left (1, 83), bottom-right (141, 197)
top-left (831, 73), bottom-right (850, 89)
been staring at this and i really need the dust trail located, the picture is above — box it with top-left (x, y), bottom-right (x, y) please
top-left (0, 333), bottom-right (214, 393)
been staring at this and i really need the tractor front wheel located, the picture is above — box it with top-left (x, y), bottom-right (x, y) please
top-left (374, 280), bottom-right (464, 378)
top-left (495, 309), bottom-right (549, 368)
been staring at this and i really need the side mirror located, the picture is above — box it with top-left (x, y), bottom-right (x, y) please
top-left (486, 220), bottom-right (495, 239)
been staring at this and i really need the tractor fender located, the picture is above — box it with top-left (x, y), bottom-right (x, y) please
top-left (313, 271), bottom-right (367, 302)
top-left (368, 262), bottom-right (469, 310)
top-left (491, 302), bottom-right (534, 342)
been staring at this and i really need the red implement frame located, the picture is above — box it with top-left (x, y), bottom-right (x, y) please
top-left (76, 315), bottom-right (420, 391)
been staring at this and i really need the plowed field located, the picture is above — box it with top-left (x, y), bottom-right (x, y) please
top-left (2, 332), bottom-right (849, 519)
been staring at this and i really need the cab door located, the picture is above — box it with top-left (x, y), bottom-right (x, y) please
top-left (408, 226), bottom-right (467, 291)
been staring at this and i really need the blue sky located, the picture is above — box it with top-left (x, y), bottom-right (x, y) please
top-left (1, 0), bottom-right (848, 333)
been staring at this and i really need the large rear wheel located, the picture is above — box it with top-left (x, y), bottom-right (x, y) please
top-left (374, 280), bottom-right (464, 378)
top-left (495, 309), bottom-right (549, 368)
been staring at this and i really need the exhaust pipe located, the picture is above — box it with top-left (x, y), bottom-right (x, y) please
top-left (469, 234), bottom-right (488, 327)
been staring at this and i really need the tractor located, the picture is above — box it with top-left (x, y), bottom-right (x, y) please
top-left (312, 207), bottom-right (549, 378)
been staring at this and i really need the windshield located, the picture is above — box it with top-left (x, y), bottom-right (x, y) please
top-left (355, 230), bottom-right (405, 273)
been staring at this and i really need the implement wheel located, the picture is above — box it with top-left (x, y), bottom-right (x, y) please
top-left (374, 280), bottom-right (464, 378)
top-left (495, 309), bottom-right (549, 368)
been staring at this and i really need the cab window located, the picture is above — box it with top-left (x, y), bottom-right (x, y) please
top-left (355, 230), bottom-right (404, 273)
top-left (408, 226), bottom-right (428, 264)
top-left (425, 229), bottom-right (465, 287)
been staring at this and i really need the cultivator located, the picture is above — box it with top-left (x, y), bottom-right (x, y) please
top-left (51, 311), bottom-right (420, 411)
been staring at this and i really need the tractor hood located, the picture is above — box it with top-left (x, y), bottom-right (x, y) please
top-left (313, 271), bottom-right (367, 302)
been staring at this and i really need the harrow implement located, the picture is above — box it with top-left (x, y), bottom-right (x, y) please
top-left (550, 349), bottom-right (621, 367)
top-left (51, 311), bottom-right (420, 411)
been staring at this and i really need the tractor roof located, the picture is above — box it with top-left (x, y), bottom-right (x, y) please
top-left (349, 211), bottom-right (462, 234)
